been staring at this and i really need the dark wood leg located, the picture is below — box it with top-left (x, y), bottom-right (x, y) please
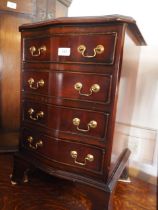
top-left (11, 153), bottom-right (31, 185)
top-left (75, 182), bottom-right (114, 210)
top-left (119, 164), bottom-right (131, 183)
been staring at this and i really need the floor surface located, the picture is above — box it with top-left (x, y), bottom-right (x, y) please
top-left (0, 154), bottom-right (157, 210)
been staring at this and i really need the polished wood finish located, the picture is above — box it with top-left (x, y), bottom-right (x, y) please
top-left (0, 13), bottom-right (31, 130)
top-left (0, 154), bottom-right (157, 210)
top-left (12, 15), bottom-right (146, 209)
top-left (0, 0), bottom-right (33, 14)
top-left (22, 102), bottom-right (109, 143)
top-left (0, 1), bottom-right (33, 151)
top-left (23, 32), bottom-right (117, 63)
top-left (23, 71), bottom-right (112, 103)
top-left (0, 133), bottom-right (19, 152)
top-left (0, 0), bottom-right (71, 151)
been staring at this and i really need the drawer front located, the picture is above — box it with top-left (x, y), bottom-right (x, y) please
top-left (23, 37), bottom-right (50, 61)
top-left (23, 102), bottom-right (109, 141)
top-left (51, 72), bottom-right (112, 104)
top-left (23, 71), bottom-right (112, 104)
top-left (22, 71), bottom-right (49, 94)
top-left (23, 33), bottom-right (117, 64)
top-left (22, 129), bottom-right (104, 174)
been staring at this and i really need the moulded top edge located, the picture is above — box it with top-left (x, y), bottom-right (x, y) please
top-left (19, 14), bottom-right (146, 45)
top-left (19, 14), bottom-right (136, 29)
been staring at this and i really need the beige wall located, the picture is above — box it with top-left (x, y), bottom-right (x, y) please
top-left (115, 43), bottom-right (158, 184)
top-left (132, 46), bottom-right (158, 129)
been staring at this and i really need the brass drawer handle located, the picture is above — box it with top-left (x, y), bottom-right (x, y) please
top-left (29, 45), bottom-right (46, 57)
top-left (77, 44), bottom-right (104, 58)
top-left (28, 78), bottom-right (45, 90)
top-left (28, 108), bottom-right (44, 121)
top-left (70, 150), bottom-right (94, 166)
top-left (74, 82), bottom-right (100, 96)
top-left (72, 118), bottom-right (97, 132)
top-left (27, 136), bottom-right (43, 150)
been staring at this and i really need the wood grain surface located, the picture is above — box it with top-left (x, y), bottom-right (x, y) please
top-left (0, 154), bottom-right (156, 210)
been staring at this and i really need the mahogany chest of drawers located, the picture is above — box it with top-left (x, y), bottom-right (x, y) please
top-left (12, 15), bottom-right (146, 210)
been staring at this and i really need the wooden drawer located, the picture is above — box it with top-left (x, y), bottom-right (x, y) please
top-left (23, 71), bottom-right (112, 104)
top-left (23, 37), bottom-right (50, 61)
top-left (51, 72), bottom-right (112, 104)
top-left (23, 102), bottom-right (109, 142)
top-left (22, 128), bottom-right (104, 174)
top-left (23, 32), bottom-right (117, 64)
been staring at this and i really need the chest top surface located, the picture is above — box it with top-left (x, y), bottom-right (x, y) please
top-left (19, 14), bottom-right (146, 46)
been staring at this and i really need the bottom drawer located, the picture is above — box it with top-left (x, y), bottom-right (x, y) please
top-left (21, 128), bottom-right (104, 175)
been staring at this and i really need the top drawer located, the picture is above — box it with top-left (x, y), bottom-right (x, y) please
top-left (23, 32), bottom-right (117, 64)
